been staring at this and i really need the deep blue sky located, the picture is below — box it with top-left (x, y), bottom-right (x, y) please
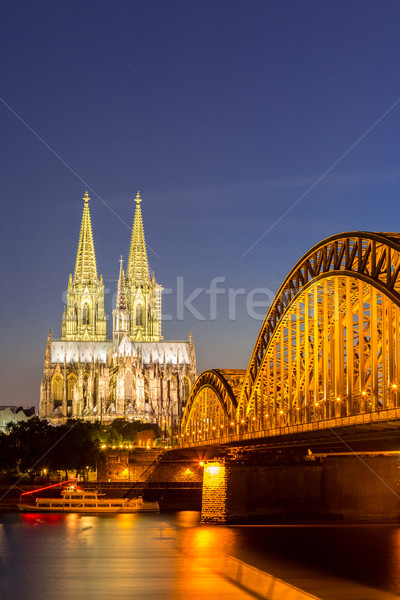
top-left (1, 1), bottom-right (400, 407)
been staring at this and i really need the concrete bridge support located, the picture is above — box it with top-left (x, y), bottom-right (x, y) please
top-left (201, 455), bottom-right (400, 524)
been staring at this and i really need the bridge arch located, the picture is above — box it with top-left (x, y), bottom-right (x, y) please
top-left (238, 231), bottom-right (400, 425)
top-left (182, 232), bottom-right (400, 443)
top-left (181, 369), bottom-right (245, 444)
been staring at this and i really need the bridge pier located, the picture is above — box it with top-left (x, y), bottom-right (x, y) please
top-left (201, 460), bottom-right (229, 523)
top-left (200, 455), bottom-right (400, 524)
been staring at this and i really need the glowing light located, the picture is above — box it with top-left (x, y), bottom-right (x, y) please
top-left (362, 391), bottom-right (366, 396)
top-left (392, 384), bottom-right (397, 389)
top-left (336, 397), bottom-right (341, 401)
top-left (199, 461), bottom-right (204, 467)
top-left (101, 444), bottom-right (106, 449)
top-left (279, 410), bottom-right (283, 414)
top-left (206, 464), bottom-right (221, 475)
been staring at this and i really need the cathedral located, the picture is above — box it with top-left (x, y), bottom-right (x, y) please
top-left (39, 192), bottom-right (196, 427)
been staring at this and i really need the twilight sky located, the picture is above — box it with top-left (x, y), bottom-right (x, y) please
top-left (1, 0), bottom-right (400, 408)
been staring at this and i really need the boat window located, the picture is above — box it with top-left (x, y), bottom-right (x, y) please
top-left (71, 495), bottom-right (83, 499)
top-left (102, 503), bottom-right (109, 507)
top-left (64, 504), bottom-right (70, 507)
top-left (41, 503), bottom-right (50, 507)
top-left (65, 495), bottom-right (69, 499)
top-left (86, 495), bottom-right (96, 499)
top-left (112, 503), bottom-right (123, 507)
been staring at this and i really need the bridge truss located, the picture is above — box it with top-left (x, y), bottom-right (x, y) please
top-left (181, 232), bottom-right (400, 445)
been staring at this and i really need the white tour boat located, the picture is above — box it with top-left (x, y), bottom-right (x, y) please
top-left (18, 480), bottom-right (159, 513)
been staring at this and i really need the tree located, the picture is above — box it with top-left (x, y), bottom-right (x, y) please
top-left (50, 420), bottom-right (101, 480)
top-left (0, 431), bottom-right (18, 476)
top-left (98, 418), bottom-right (161, 446)
top-left (7, 417), bottom-right (56, 481)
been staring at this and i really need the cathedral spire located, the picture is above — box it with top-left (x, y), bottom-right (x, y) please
top-left (113, 256), bottom-right (129, 346)
top-left (62, 192), bottom-right (106, 341)
top-left (126, 192), bottom-right (150, 285)
top-left (124, 191), bottom-right (162, 342)
top-left (74, 191), bottom-right (98, 285)
top-left (116, 256), bottom-right (127, 310)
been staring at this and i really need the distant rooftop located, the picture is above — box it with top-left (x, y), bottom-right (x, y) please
top-left (0, 406), bottom-right (36, 416)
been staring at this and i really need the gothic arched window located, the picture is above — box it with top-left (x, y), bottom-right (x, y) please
top-left (52, 375), bottom-right (63, 403)
top-left (67, 376), bottom-right (77, 401)
top-left (82, 303), bottom-right (90, 325)
top-left (136, 305), bottom-right (143, 327)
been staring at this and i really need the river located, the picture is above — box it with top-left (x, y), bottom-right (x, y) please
top-left (0, 511), bottom-right (399, 599)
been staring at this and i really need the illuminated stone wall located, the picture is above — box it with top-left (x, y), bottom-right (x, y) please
top-left (201, 461), bottom-right (229, 523)
top-left (147, 463), bottom-right (202, 483)
top-left (97, 448), bottom-right (162, 482)
top-left (200, 456), bottom-right (400, 524)
top-left (97, 448), bottom-right (203, 483)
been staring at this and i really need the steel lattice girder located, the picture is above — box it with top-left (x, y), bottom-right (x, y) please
top-left (181, 232), bottom-right (400, 442)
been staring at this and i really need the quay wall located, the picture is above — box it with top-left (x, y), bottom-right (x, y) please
top-left (201, 456), bottom-right (400, 524)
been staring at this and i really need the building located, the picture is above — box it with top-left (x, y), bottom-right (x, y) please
top-left (0, 406), bottom-right (36, 433)
top-left (39, 192), bottom-right (196, 427)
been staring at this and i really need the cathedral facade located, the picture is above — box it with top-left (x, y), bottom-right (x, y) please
top-left (39, 192), bottom-right (196, 427)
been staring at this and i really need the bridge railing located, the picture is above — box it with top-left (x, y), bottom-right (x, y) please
top-left (179, 407), bottom-right (400, 447)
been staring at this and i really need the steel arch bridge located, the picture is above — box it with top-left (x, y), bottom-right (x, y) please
top-left (181, 232), bottom-right (400, 445)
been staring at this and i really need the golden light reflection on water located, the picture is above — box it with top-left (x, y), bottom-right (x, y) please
top-left (175, 510), bottom-right (199, 528)
top-left (115, 513), bottom-right (136, 529)
top-left (4, 514), bottom-right (400, 599)
top-left (388, 528), bottom-right (400, 593)
top-left (175, 518), bottom-right (238, 598)
top-left (3, 512), bottom-right (232, 600)
top-left (66, 513), bottom-right (79, 528)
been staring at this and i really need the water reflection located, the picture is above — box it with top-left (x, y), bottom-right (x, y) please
top-left (176, 518), bottom-right (238, 599)
top-left (388, 528), bottom-right (400, 594)
top-left (1, 514), bottom-right (400, 599)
